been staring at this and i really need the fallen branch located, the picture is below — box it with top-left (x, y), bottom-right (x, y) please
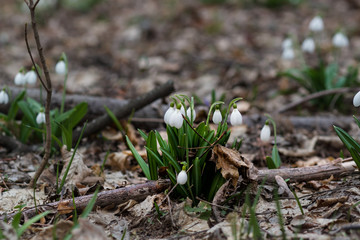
top-left (72, 80), bottom-right (174, 142)
top-left (0, 179), bottom-right (171, 221)
top-left (277, 87), bottom-right (356, 114)
top-left (250, 159), bottom-right (357, 183)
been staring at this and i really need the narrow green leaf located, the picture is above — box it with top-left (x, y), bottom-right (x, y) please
top-left (126, 136), bottom-right (150, 179)
top-left (17, 211), bottom-right (50, 237)
top-left (8, 90), bottom-right (26, 121)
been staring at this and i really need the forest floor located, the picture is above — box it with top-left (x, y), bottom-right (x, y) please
top-left (1, 0), bottom-right (360, 239)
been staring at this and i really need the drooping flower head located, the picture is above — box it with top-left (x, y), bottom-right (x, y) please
top-left (353, 91), bottom-right (360, 107)
top-left (36, 109), bottom-right (46, 125)
top-left (0, 89), bottom-right (9, 104)
top-left (14, 70), bottom-right (26, 86)
top-left (309, 16), bottom-right (324, 32)
top-left (230, 103), bottom-right (242, 126)
top-left (55, 60), bottom-right (67, 75)
top-left (169, 104), bottom-right (183, 129)
top-left (25, 69), bottom-right (37, 85)
top-left (177, 165), bottom-right (188, 185)
top-left (332, 32), bottom-right (349, 48)
top-left (281, 47), bottom-right (295, 60)
top-left (301, 37), bottom-right (315, 53)
top-left (260, 120), bottom-right (271, 142)
top-left (212, 107), bottom-right (222, 125)
top-left (186, 107), bottom-right (196, 122)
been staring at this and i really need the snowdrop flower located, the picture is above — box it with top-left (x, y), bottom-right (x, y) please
top-left (353, 91), bottom-right (360, 107)
top-left (309, 16), bottom-right (324, 32)
top-left (282, 38), bottom-right (292, 50)
top-left (212, 109), bottom-right (222, 124)
top-left (164, 102), bottom-right (175, 124)
top-left (282, 47), bottom-right (295, 60)
top-left (169, 105), bottom-right (183, 129)
top-left (186, 107), bottom-right (196, 122)
top-left (177, 170), bottom-right (187, 185)
top-left (36, 111), bottom-right (46, 125)
top-left (301, 37), bottom-right (315, 53)
top-left (14, 72), bottom-right (26, 85)
top-left (260, 122), bottom-right (271, 142)
top-left (230, 104), bottom-right (242, 126)
top-left (332, 32), bottom-right (349, 48)
top-left (0, 90), bottom-right (9, 104)
top-left (55, 60), bottom-right (67, 75)
top-left (180, 105), bottom-right (185, 116)
top-left (25, 70), bottom-right (37, 85)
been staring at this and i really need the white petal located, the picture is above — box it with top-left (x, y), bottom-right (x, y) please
top-left (0, 91), bottom-right (8, 104)
top-left (353, 91), bottom-right (360, 107)
top-left (14, 72), bottom-right (25, 85)
top-left (25, 70), bottom-right (37, 85)
top-left (282, 47), bottom-right (294, 60)
top-left (186, 108), bottom-right (196, 121)
top-left (212, 109), bottom-right (222, 124)
top-left (281, 38), bottom-right (292, 50)
top-left (260, 125), bottom-right (271, 142)
top-left (169, 109), bottom-right (183, 128)
top-left (180, 106), bottom-right (185, 116)
top-left (301, 38), bottom-right (315, 53)
top-left (177, 170), bottom-right (187, 185)
top-left (164, 107), bottom-right (175, 124)
top-left (230, 109), bottom-right (242, 126)
top-left (36, 112), bottom-right (46, 125)
top-left (309, 16), bottom-right (324, 32)
top-left (55, 61), bottom-right (67, 75)
top-left (332, 32), bottom-right (349, 48)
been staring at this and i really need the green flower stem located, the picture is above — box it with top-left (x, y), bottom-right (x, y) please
top-left (264, 114), bottom-right (277, 145)
top-left (206, 101), bottom-right (224, 126)
top-left (60, 53), bottom-right (68, 114)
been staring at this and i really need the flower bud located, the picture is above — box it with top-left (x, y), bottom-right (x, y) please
top-left (36, 111), bottom-right (46, 125)
top-left (230, 106), bottom-right (242, 126)
top-left (186, 108), bottom-right (196, 122)
top-left (301, 37), bottom-right (315, 53)
top-left (164, 103), bottom-right (175, 124)
top-left (332, 32), bottom-right (349, 48)
top-left (169, 106), bottom-right (183, 129)
top-left (281, 47), bottom-right (294, 60)
top-left (55, 60), bottom-right (67, 75)
top-left (309, 16), bottom-right (324, 32)
top-left (25, 70), bottom-right (37, 85)
top-left (353, 91), bottom-right (360, 107)
top-left (14, 72), bottom-right (25, 85)
top-left (212, 109), bottom-right (222, 124)
top-left (0, 90), bottom-right (9, 104)
top-left (260, 123), bottom-right (271, 142)
top-left (177, 170), bottom-right (187, 185)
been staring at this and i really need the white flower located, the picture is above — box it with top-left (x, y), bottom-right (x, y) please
top-left (55, 60), bottom-right (67, 75)
top-left (25, 70), bottom-right (37, 85)
top-left (169, 108), bottom-right (183, 129)
top-left (0, 90), bottom-right (9, 104)
top-left (186, 108), bottom-right (196, 122)
top-left (301, 37), bottom-right (315, 53)
top-left (332, 32), bottom-right (349, 48)
top-left (177, 170), bottom-right (187, 185)
top-left (164, 105), bottom-right (175, 124)
top-left (260, 124), bottom-right (271, 142)
top-left (282, 47), bottom-right (295, 60)
top-left (230, 108), bottom-right (242, 126)
top-left (36, 112), bottom-right (46, 125)
top-left (282, 38), bottom-right (292, 50)
top-left (353, 91), bottom-right (360, 107)
top-left (212, 109), bottom-right (222, 124)
top-left (309, 16), bottom-right (324, 32)
top-left (14, 72), bottom-right (26, 85)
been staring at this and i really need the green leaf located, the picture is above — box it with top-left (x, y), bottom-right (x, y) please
top-left (146, 131), bottom-right (159, 180)
top-left (138, 129), bottom-right (148, 141)
top-left (160, 147), bottom-right (181, 172)
top-left (126, 136), bottom-right (150, 179)
top-left (17, 211), bottom-right (50, 237)
top-left (266, 156), bottom-right (277, 169)
top-left (324, 63), bottom-right (338, 89)
top-left (334, 125), bottom-right (360, 169)
top-left (67, 102), bottom-right (87, 129)
top-left (17, 100), bottom-right (37, 127)
top-left (80, 187), bottom-right (99, 219)
top-left (279, 69), bottom-right (311, 92)
top-left (193, 157), bottom-right (201, 197)
top-left (271, 145), bottom-right (281, 168)
top-left (353, 116), bottom-right (360, 129)
top-left (8, 90), bottom-right (26, 121)
top-left (104, 105), bottom-right (124, 133)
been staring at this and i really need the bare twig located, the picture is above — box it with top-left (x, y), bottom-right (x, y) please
top-left (72, 80), bottom-right (175, 142)
top-left (277, 87), bottom-right (357, 113)
top-left (0, 180), bottom-right (170, 221)
top-left (25, 0), bottom-right (53, 188)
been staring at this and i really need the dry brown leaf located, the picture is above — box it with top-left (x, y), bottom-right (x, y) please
top-left (71, 218), bottom-right (108, 240)
top-left (101, 128), bottom-right (123, 141)
top-left (107, 152), bottom-right (131, 173)
top-left (60, 146), bottom-right (93, 187)
top-left (57, 201), bottom-right (74, 215)
top-left (211, 145), bottom-right (252, 187)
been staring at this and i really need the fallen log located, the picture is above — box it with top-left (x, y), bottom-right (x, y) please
top-left (0, 179), bottom-right (171, 221)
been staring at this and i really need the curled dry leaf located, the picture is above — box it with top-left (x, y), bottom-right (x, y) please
top-left (60, 146), bottom-right (93, 187)
top-left (211, 145), bottom-right (253, 187)
top-left (30, 220), bottom-right (73, 240)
